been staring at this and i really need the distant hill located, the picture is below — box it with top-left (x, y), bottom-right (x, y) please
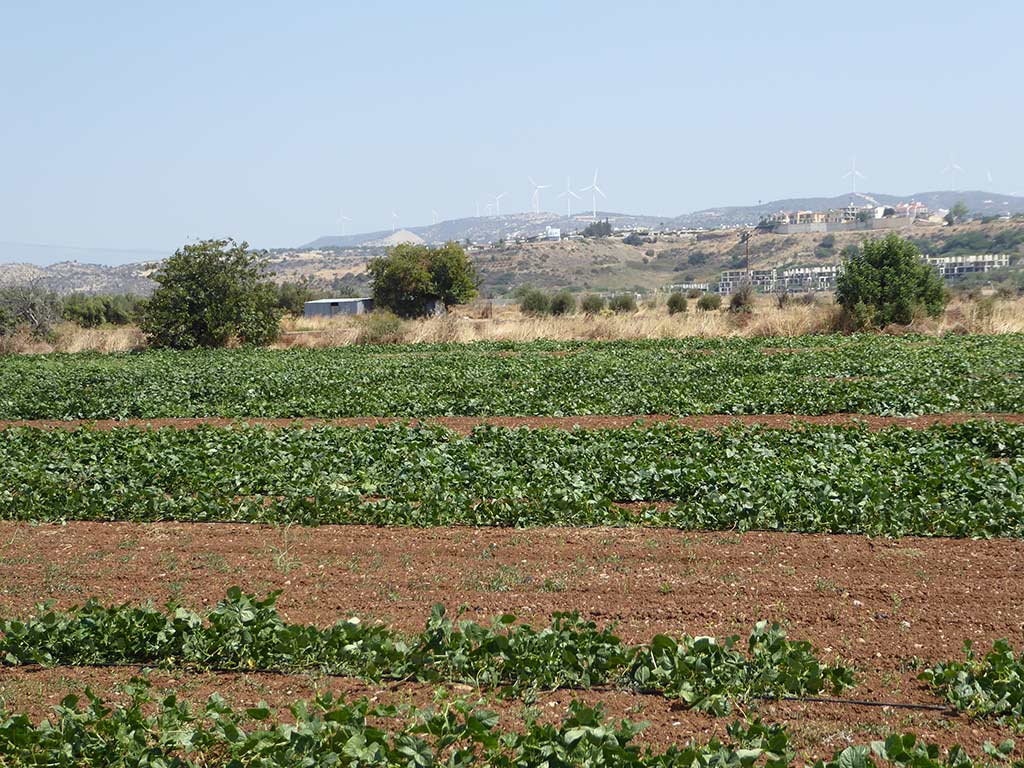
top-left (304, 191), bottom-right (1024, 248)
top-left (0, 260), bottom-right (158, 295)
top-left (4, 191), bottom-right (1022, 297)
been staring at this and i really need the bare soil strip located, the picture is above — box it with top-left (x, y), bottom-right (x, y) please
top-left (0, 522), bottom-right (1021, 754)
top-left (2, 412), bottom-right (1023, 432)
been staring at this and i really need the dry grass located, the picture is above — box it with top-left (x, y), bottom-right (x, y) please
top-left (2, 298), bottom-right (1022, 355)
top-left (0, 323), bottom-right (145, 355)
top-left (276, 296), bottom-right (1024, 347)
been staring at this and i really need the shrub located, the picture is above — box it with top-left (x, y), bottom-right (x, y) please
top-left (608, 294), bottom-right (637, 313)
top-left (623, 232), bottom-right (644, 246)
top-left (835, 233), bottom-right (947, 329)
top-left (686, 289), bottom-right (702, 299)
top-left (519, 289), bottom-right (551, 315)
top-left (666, 292), bottom-right (688, 315)
top-left (354, 311), bottom-right (405, 344)
top-left (581, 294), bottom-right (605, 314)
top-left (141, 238), bottom-right (280, 349)
top-left (729, 283), bottom-right (755, 313)
top-left (549, 291), bottom-right (575, 316)
top-left (697, 293), bottom-right (722, 311)
top-left (62, 294), bottom-right (145, 327)
top-left (275, 281), bottom-right (316, 316)
top-left (0, 286), bottom-right (62, 338)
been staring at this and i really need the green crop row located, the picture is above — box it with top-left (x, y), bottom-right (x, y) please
top-left (3, 421), bottom-right (1022, 536)
top-left (0, 588), bottom-right (853, 715)
top-left (923, 640), bottom-right (1024, 721)
top-left (3, 683), bottom-right (1009, 768)
top-left (0, 335), bottom-right (1021, 418)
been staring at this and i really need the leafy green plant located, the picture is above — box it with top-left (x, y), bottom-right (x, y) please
top-left (922, 639), bottom-right (1024, 719)
top-left (1, 335), bottom-right (1023, 419)
top-left (2, 421), bottom-right (1021, 536)
top-left (0, 589), bottom-right (853, 709)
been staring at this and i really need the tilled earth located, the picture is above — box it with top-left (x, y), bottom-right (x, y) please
top-left (0, 521), bottom-right (1021, 758)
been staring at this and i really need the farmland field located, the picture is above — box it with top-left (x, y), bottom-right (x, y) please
top-left (0, 334), bottom-right (1022, 418)
top-left (1, 335), bottom-right (1024, 764)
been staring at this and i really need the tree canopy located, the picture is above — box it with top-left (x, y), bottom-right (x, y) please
top-left (368, 242), bottom-right (477, 318)
top-left (141, 238), bottom-right (280, 349)
top-left (835, 233), bottom-right (946, 328)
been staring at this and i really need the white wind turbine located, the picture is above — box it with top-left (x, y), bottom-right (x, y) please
top-left (339, 212), bottom-right (351, 236)
top-left (580, 169), bottom-right (606, 220)
top-left (493, 193), bottom-right (505, 217)
top-left (943, 156), bottom-right (964, 192)
top-left (842, 157), bottom-right (866, 195)
top-left (528, 176), bottom-right (550, 215)
top-left (558, 176), bottom-right (581, 217)
top-left (391, 211), bottom-right (398, 233)
top-left (431, 210), bottom-right (439, 225)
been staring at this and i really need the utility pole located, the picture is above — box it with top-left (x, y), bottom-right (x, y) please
top-left (740, 230), bottom-right (753, 274)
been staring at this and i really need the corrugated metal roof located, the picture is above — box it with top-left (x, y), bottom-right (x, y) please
top-left (304, 297), bottom-right (372, 304)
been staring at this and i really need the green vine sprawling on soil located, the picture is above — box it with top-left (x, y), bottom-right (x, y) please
top-left (0, 335), bottom-right (1021, 419)
top-left (2, 421), bottom-right (1022, 537)
top-left (0, 681), bottom-right (1013, 768)
top-left (0, 588), bottom-right (854, 713)
top-left (922, 640), bottom-right (1024, 721)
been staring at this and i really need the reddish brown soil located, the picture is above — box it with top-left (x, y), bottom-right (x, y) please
top-left (1, 412), bottom-right (1022, 432)
top-left (0, 522), bottom-right (1021, 756)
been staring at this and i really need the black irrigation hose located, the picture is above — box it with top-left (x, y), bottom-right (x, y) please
top-left (3, 662), bottom-right (958, 715)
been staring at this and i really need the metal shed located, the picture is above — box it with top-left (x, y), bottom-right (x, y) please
top-left (303, 298), bottom-right (374, 318)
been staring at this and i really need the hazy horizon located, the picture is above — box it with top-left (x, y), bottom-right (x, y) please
top-left (2, 1), bottom-right (1022, 265)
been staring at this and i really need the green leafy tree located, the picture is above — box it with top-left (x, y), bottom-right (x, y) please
top-left (274, 280), bottom-right (316, 316)
top-left (582, 219), bottom-right (612, 238)
top-left (835, 233), bottom-right (947, 328)
top-left (945, 200), bottom-right (969, 226)
top-left (141, 238), bottom-right (280, 349)
top-left (369, 242), bottom-right (477, 318)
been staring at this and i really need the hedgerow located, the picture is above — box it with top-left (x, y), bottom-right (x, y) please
top-left (2, 421), bottom-right (1022, 537)
top-left (0, 588), bottom-right (853, 713)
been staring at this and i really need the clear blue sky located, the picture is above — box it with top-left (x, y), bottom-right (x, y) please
top-left (2, 0), bottom-right (1022, 263)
